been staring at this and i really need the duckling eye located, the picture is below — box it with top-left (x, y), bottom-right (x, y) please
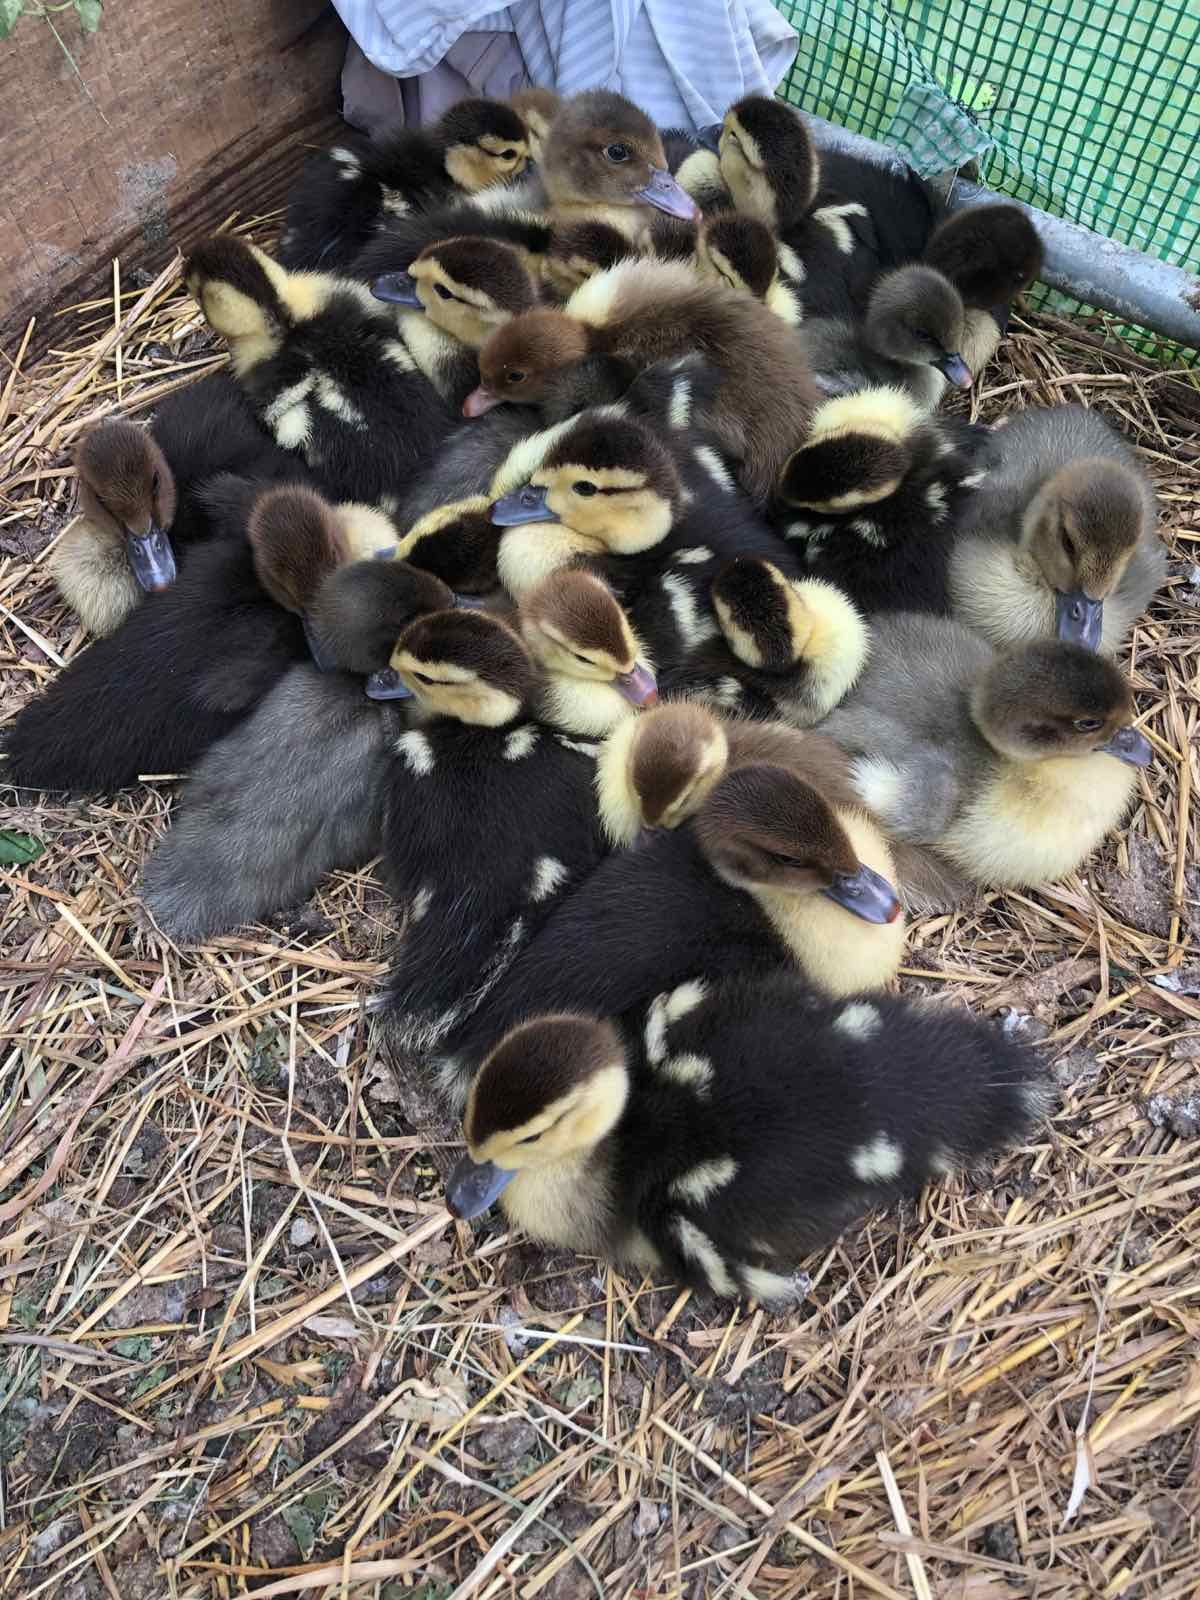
top-left (499, 148), bottom-right (518, 160)
top-left (151, 470), bottom-right (161, 493)
top-left (604, 143), bottom-right (631, 163)
top-left (573, 481), bottom-right (598, 497)
top-left (505, 369), bottom-right (527, 385)
top-left (516, 1130), bottom-right (541, 1145)
top-left (1061, 529), bottom-right (1077, 560)
top-left (412, 671), bottom-right (435, 686)
top-left (767, 849), bottom-right (805, 869)
top-left (1074, 717), bottom-right (1103, 733)
top-left (914, 328), bottom-right (934, 344)
top-left (434, 283), bottom-right (454, 301)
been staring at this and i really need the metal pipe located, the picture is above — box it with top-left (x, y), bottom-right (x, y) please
top-left (804, 112), bottom-right (1200, 353)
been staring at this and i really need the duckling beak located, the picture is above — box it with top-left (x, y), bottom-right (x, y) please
top-left (370, 271), bottom-right (424, 308)
top-left (125, 527), bottom-right (176, 592)
top-left (364, 666), bottom-right (414, 701)
top-left (1099, 726), bottom-right (1152, 768)
top-left (823, 863), bottom-right (903, 924)
top-left (445, 1154), bottom-right (515, 1219)
top-left (302, 614), bottom-right (337, 673)
top-left (934, 353), bottom-right (973, 389)
top-left (696, 123), bottom-right (724, 153)
top-left (454, 592), bottom-right (487, 609)
top-left (490, 483), bottom-right (555, 525)
top-left (464, 385), bottom-right (502, 418)
top-left (634, 168), bottom-right (700, 221)
top-left (1054, 589), bottom-right (1104, 652)
top-left (615, 661), bottom-right (659, 706)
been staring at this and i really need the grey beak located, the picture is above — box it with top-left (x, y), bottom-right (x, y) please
top-left (125, 527), bottom-right (177, 592)
top-left (371, 271), bottom-right (424, 308)
top-left (696, 123), bottom-right (724, 153)
top-left (934, 352), bottom-right (973, 389)
top-left (454, 592), bottom-right (487, 610)
top-left (1099, 726), bottom-right (1152, 767)
top-left (615, 661), bottom-right (659, 706)
top-left (445, 1154), bottom-right (515, 1219)
top-left (364, 666), bottom-right (414, 701)
top-left (490, 483), bottom-right (555, 525)
top-left (634, 168), bottom-right (700, 221)
top-left (1055, 588), bottom-right (1104, 652)
top-left (823, 862), bottom-right (903, 924)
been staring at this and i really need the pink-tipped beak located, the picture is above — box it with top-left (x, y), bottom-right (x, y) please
top-left (463, 386), bottom-right (502, 418)
top-left (616, 661), bottom-right (659, 707)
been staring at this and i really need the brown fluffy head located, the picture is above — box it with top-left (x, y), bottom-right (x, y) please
top-left (508, 87), bottom-right (563, 162)
top-left (521, 568), bottom-right (638, 679)
top-left (696, 213), bottom-right (779, 300)
top-left (865, 265), bottom-right (967, 371)
top-left (247, 485), bottom-right (349, 613)
top-left (394, 496), bottom-right (501, 594)
top-left (923, 203), bottom-right (1043, 308)
top-left (390, 608), bottom-right (539, 725)
top-left (74, 420), bottom-right (176, 540)
top-left (972, 640), bottom-right (1136, 762)
top-left (718, 97), bottom-right (820, 229)
top-left (408, 237), bottom-right (539, 346)
top-left (693, 762), bottom-right (861, 895)
top-left (476, 310), bottom-right (592, 404)
top-left (626, 702), bottom-right (730, 830)
top-left (307, 558), bottom-right (454, 675)
top-left (436, 98), bottom-right (530, 192)
top-left (1020, 458), bottom-right (1146, 601)
top-left (540, 89), bottom-right (669, 210)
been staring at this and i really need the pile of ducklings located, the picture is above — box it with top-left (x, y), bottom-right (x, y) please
top-left (6, 88), bottom-right (1166, 1306)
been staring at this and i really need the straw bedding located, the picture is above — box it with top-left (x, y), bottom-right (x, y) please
top-left (0, 230), bottom-right (1198, 1598)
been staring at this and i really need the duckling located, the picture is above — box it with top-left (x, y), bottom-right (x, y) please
top-left (279, 98), bottom-right (530, 271)
top-left (377, 608), bottom-right (610, 1050)
top-left (799, 265), bottom-right (972, 407)
top-left (355, 197), bottom-right (555, 303)
top-left (924, 203), bottom-right (1043, 373)
top-left (185, 235), bottom-right (459, 503)
top-left (542, 218), bottom-right (643, 298)
top-left (368, 235), bottom-right (540, 355)
top-left (693, 213), bottom-right (802, 324)
top-left (51, 375), bottom-right (302, 636)
top-left (437, 757), bottom-right (904, 1105)
top-left (467, 258), bottom-right (820, 502)
top-left (774, 386), bottom-right (992, 614)
top-left (538, 89), bottom-right (699, 241)
top-left (2, 478), bottom-right (312, 794)
top-left (508, 87), bottom-right (562, 163)
top-left (947, 405), bottom-right (1163, 653)
top-left (820, 614), bottom-right (1152, 888)
top-left (521, 568), bottom-right (657, 737)
top-left (445, 974), bottom-right (1050, 1297)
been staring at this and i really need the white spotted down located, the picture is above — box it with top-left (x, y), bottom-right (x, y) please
top-left (850, 1133), bottom-right (903, 1183)
top-left (673, 1216), bottom-right (737, 1295)
top-left (504, 725), bottom-right (539, 761)
top-left (833, 1001), bottom-right (883, 1041)
top-left (529, 855), bottom-right (568, 902)
top-left (395, 730), bottom-right (435, 775)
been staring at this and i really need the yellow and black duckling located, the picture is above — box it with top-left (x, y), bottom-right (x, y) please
top-left (185, 235), bottom-right (460, 504)
top-left (521, 568), bottom-right (658, 737)
top-left (52, 374), bottom-right (304, 637)
top-left (820, 613), bottom-right (1152, 888)
top-left (773, 385), bottom-right (992, 614)
top-left (467, 258), bottom-right (821, 502)
top-left (376, 607), bottom-right (610, 1051)
top-left (139, 559), bottom-right (454, 943)
top-left (541, 217), bottom-right (642, 298)
top-left (947, 404), bottom-right (1164, 653)
top-left (693, 213), bottom-right (802, 324)
top-left (924, 202), bottom-right (1044, 374)
top-left (278, 98), bottom-right (531, 271)
top-left (444, 972), bottom-right (1050, 1301)
top-left (436, 751), bottom-right (904, 1106)
top-left (508, 87), bottom-right (562, 163)
top-left (799, 264), bottom-right (972, 408)
top-left (360, 209), bottom-right (551, 326)
top-left (2, 477), bottom-right (320, 794)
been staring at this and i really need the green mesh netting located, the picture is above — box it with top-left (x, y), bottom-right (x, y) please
top-left (772, 0), bottom-right (1200, 359)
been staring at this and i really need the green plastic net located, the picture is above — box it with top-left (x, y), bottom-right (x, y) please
top-left (773, 0), bottom-right (1200, 358)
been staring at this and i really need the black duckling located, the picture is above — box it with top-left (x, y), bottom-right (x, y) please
top-left (947, 405), bottom-right (1163, 654)
top-left (799, 264), bottom-right (972, 407)
top-left (139, 560), bottom-right (454, 942)
top-left (185, 235), bottom-right (460, 503)
top-left (924, 202), bottom-right (1043, 374)
top-left (521, 568), bottom-right (658, 737)
top-left (445, 974), bottom-right (1051, 1299)
top-left (278, 98), bottom-right (531, 271)
top-left (467, 258), bottom-right (821, 502)
top-left (437, 758), bottom-right (904, 1106)
top-left (377, 608), bottom-right (610, 1052)
top-left (774, 385), bottom-right (992, 614)
top-left (508, 87), bottom-right (562, 164)
top-left (52, 374), bottom-right (301, 636)
top-left (820, 614), bottom-right (1152, 888)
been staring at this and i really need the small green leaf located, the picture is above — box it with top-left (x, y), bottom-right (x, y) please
top-left (281, 1504), bottom-right (316, 1561)
top-left (0, 830), bottom-right (43, 865)
top-left (0, 0), bottom-right (23, 42)
top-left (132, 1363), bottom-right (168, 1398)
top-left (113, 1335), bottom-right (153, 1360)
top-left (74, 0), bottom-right (102, 32)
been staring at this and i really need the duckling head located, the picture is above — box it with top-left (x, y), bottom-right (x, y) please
top-left (865, 266), bottom-right (971, 389)
top-left (972, 640), bottom-right (1151, 767)
top-left (371, 237), bottom-right (538, 348)
top-left (467, 309), bottom-right (592, 414)
top-left (74, 419), bottom-right (178, 592)
top-left (446, 1014), bottom-right (629, 1219)
top-left (185, 237), bottom-right (292, 374)
top-left (540, 88), bottom-right (699, 221)
top-left (508, 86), bottom-right (562, 164)
top-left (703, 96), bottom-right (819, 231)
top-left (543, 218), bottom-right (640, 298)
top-left (388, 608), bottom-right (539, 726)
top-left (693, 763), bottom-right (903, 922)
top-left (521, 568), bottom-right (657, 703)
top-left (924, 203), bottom-right (1043, 312)
top-left (597, 701), bottom-right (731, 845)
top-left (1018, 459), bottom-right (1147, 650)
top-left (710, 557), bottom-right (820, 670)
top-left (436, 97), bottom-right (530, 192)
top-left (695, 213), bottom-right (780, 301)
top-left (776, 387), bottom-right (922, 512)
top-left (491, 414), bottom-right (682, 552)
top-left (307, 558), bottom-right (454, 677)
top-left (247, 485), bottom-right (352, 668)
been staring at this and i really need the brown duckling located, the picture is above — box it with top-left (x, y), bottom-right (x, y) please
top-left (924, 202), bottom-right (1043, 373)
top-left (947, 405), bottom-right (1163, 653)
top-left (445, 977), bottom-right (1050, 1300)
top-left (521, 568), bottom-right (658, 736)
top-left (465, 258), bottom-right (821, 502)
top-left (821, 614), bottom-right (1152, 888)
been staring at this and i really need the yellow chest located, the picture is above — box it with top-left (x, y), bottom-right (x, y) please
top-left (501, 1154), bottom-right (616, 1255)
top-left (949, 540), bottom-right (1056, 647)
top-left (497, 524), bottom-right (601, 601)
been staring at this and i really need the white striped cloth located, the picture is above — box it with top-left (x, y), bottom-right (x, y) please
top-left (331, 0), bottom-right (798, 131)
